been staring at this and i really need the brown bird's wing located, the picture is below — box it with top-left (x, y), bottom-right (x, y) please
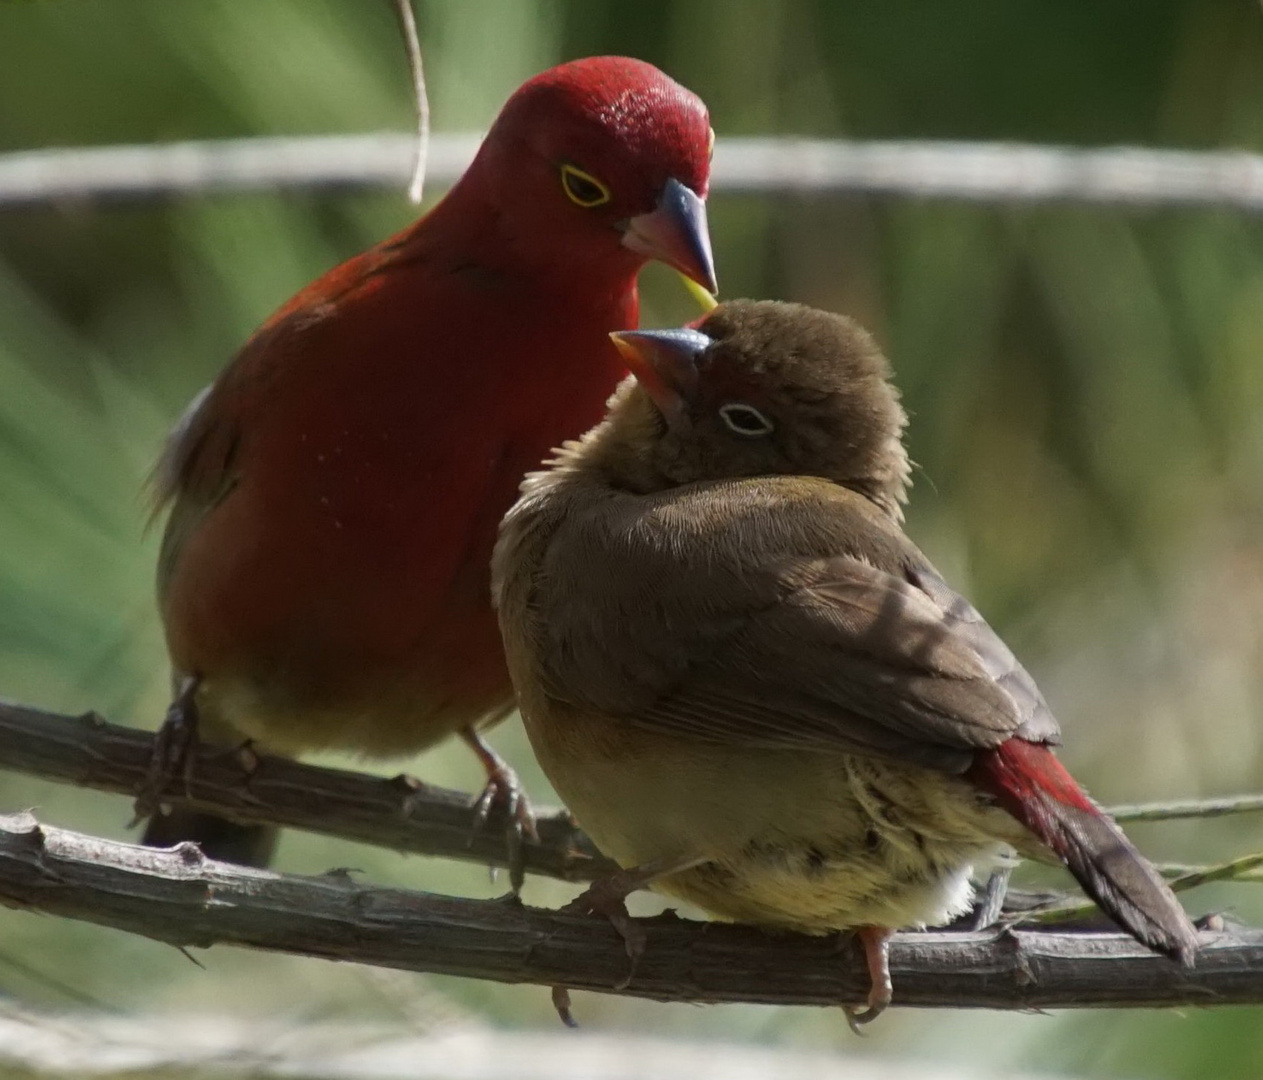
top-left (534, 480), bottom-right (1057, 774)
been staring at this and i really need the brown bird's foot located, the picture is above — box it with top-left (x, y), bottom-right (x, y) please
top-left (552, 876), bottom-right (645, 1028)
top-left (550, 858), bottom-right (702, 1027)
top-left (131, 674), bottom-right (202, 826)
top-left (843, 926), bottom-right (895, 1034)
top-left (461, 728), bottom-right (539, 894)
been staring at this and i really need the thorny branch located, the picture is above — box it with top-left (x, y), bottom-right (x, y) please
top-left (2, 136), bottom-right (1262, 211)
top-left (6, 700), bottom-right (1263, 897)
top-left (0, 700), bottom-right (615, 882)
top-left (0, 811), bottom-right (1260, 1013)
top-left (2, 700), bottom-right (1262, 899)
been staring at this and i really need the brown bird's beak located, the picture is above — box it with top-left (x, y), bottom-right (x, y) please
top-left (622, 178), bottom-right (718, 297)
top-left (609, 327), bottom-right (711, 424)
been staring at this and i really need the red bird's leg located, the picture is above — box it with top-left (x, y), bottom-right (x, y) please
top-left (461, 727), bottom-right (539, 892)
top-left (132, 674), bottom-right (202, 825)
top-left (843, 926), bottom-right (895, 1032)
top-left (552, 856), bottom-right (706, 1027)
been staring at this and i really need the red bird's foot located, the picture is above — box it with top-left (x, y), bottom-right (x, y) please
top-left (132, 674), bottom-right (202, 826)
top-left (461, 728), bottom-right (539, 894)
top-left (843, 926), bottom-right (895, 1033)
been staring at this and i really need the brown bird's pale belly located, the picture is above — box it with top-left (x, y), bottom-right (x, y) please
top-left (529, 709), bottom-right (1021, 933)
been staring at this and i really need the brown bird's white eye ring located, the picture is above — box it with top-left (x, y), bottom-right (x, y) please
top-left (560, 163), bottom-right (612, 208)
top-left (718, 402), bottom-right (775, 437)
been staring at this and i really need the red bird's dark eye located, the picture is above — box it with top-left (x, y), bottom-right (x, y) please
top-left (561, 164), bottom-right (612, 208)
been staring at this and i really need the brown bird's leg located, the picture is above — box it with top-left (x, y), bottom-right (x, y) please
top-left (843, 926), bottom-right (895, 1033)
top-left (132, 673), bottom-right (202, 825)
top-left (461, 726), bottom-right (539, 893)
top-left (552, 856), bottom-right (706, 1027)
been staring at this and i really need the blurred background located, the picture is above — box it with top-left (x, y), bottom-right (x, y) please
top-left (2, 1), bottom-right (1263, 1077)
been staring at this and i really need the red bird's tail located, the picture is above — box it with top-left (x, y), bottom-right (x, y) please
top-left (968, 740), bottom-right (1198, 965)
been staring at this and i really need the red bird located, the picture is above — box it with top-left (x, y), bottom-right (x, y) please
top-left (139, 57), bottom-right (717, 869)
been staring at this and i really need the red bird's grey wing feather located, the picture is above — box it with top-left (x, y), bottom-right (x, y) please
top-left (152, 380), bottom-right (242, 602)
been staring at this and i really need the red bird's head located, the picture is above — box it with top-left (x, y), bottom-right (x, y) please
top-left (469, 56), bottom-right (716, 294)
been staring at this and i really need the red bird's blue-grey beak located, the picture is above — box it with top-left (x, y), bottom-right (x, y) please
top-left (622, 178), bottom-right (718, 297)
top-left (609, 327), bottom-right (712, 424)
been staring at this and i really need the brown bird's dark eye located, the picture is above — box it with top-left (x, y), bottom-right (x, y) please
top-left (718, 402), bottom-right (775, 437)
top-left (560, 163), bottom-right (612, 208)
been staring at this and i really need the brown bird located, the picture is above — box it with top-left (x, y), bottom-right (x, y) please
top-left (492, 299), bottom-right (1198, 1025)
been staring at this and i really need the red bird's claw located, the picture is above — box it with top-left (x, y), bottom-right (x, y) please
top-left (471, 768), bottom-right (539, 839)
top-left (470, 769), bottom-right (539, 894)
top-left (132, 677), bottom-right (202, 825)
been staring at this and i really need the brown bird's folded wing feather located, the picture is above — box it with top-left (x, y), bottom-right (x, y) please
top-left (531, 479), bottom-right (1058, 775)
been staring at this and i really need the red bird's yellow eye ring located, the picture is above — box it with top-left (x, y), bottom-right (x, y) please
top-left (560, 163), bottom-right (612, 208)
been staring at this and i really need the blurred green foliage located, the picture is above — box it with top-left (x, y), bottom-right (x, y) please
top-left (2, 1), bottom-right (1263, 1077)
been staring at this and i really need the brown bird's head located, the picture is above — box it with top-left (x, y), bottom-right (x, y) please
top-left (595, 299), bottom-right (910, 516)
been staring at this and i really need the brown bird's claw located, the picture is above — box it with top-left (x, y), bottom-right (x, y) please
top-left (461, 728), bottom-right (539, 894)
top-left (842, 926), bottom-right (894, 1034)
top-left (549, 864), bottom-right (670, 1027)
top-left (131, 675), bottom-right (202, 827)
top-left (563, 879), bottom-right (648, 981)
top-left (551, 984), bottom-right (579, 1028)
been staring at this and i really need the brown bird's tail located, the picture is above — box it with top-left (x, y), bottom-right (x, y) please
top-left (968, 740), bottom-right (1198, 965)
top-left (142, 810), bottom-right (278, 868)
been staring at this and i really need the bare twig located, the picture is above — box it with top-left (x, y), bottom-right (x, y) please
top-left (4, 700), bottom-right (1262, 909)
top-left (3, 136), bottom-right (1263, 211)
top-left (1158, 862), bottom-right (1263, 883)
top-left (390, 0), bottom-right (429, 204)
top-left (1030, 852), bottom-right (1263, 926)
top-left (1107, 794), bottom-right (1263, 823)
top-left (0, 700), bottom-right (614, 882)
top-left (0, 811), bottom-right (1257, 1012)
